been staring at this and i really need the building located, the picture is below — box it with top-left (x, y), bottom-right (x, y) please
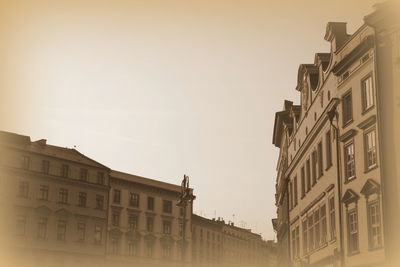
top-left (192, 214), bottom-right (277, 267)
top-left (106, 170), bottom-right (194, 267)
top-left (0, 131), bottom-right (110, 267)
top-left (272, 3), bottom-right (400, 266)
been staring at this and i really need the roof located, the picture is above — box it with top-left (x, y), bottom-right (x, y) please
top-left (0, 131), bottom-right (109, 169)
top-left (110, 170), bottom-right (183, 193)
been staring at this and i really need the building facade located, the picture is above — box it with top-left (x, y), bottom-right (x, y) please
top-left (272, 4), bottom-right (400, 266)
top-left (0, 131), bottom-right (110, 267)
top-left (106, 170), bottom-right (194, 267)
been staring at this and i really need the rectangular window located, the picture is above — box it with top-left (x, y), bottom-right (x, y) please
top-left (77, 222), bottom-right (85, 241)
top-left (302, 219), bottom-right (308, 255)
top-left (163, 200), bottom-right (172, 213)
top-left (362, 75), bottom-right (374, 111)
top-left (344, 142), bottom-right (356, 180)
top-left (113, 189), bottom-right (121, 204)
top-left (94, 224), bottom-right (102, 244)
top-left (311, 151), bottom-right (317, 186)
top-left (368, 201), bottom-right (382, 249)
top-left (348, 209), bottom-right (359, 254)
top-left (80, 168), bottom-right (88, 181)
top-left (314, 209), bottom-right (320, 248)
top-left (162, 244), bottom-right (172, 258)
top-left (295, 226), bottom-right (300, 258)
top-left (96, 195), bottom-right (104, 209)
top-left (320, 205), bottom-right (327, 245)
top-left (19, 181), bottom-right (29, 198)
top-left (146, 241), bottom-right (154, 257)
top-left (292, 229), bottom-right (296, 259)
top-left (326, 131), bottom-right (332, 168)
top-left (16, 215), bottom-right (26, 236)
top-left (342, 91), bottom-right (353, 126)
top-left (111, 237), bottom-right (119, 255)
top-left (163, 220), bottom-right (172, 235)
top-left (129, 192), bottom-right (140, 207)
top-left (97, 172), bottom-right (105, 185)
top-left (57, 220), bottom-right (67, 241)
top-left (112, 211), bottom-right (120, 226)
top-left (128, 215), bottom-right (138, 231)
top-left (308, 214), bottom-right (314, 251)
top-left (78, 192), bottom-right (87, 207)
top-left (147, 196), bottom-right (154, 210)
top-left (146, 217), bottom-right (154, 232)
top-left (128, 241), bottom-right (138, 256)
top-left (59, 188), bottom-right (68, 204)
top-left (22, 156), bottom-right (30, 170)
top-left (329, 196), bottom-right (336, 240)
top-left (289, 181), bottom-right (293, 210)
top-left (301, 167), bottom-right (306, 198)
top-left (61, 164), bottom-right (69, 178)
top-left (365, 129), bottom-right (377, 170)
top-left (318, 141), bottom-right (323, 177)
top-left (37, 217), bottom-right (47, 240)
top-left (293, 176), bottom-right (298, 206)
top-left (42, 160), bottom-right (50, 174)
top-left (306, 159), bottom-right (311, 192)
top-left (39, 185), bottom-right (49, 200)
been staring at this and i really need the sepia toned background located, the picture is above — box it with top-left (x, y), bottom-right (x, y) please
top-left (0, 0), bottom-right (380, 242)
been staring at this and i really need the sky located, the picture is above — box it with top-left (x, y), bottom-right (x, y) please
top-left (0, 0), bottom-right (380, 240)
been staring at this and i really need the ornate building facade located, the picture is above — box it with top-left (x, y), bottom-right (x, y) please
top-left (272, 2), bottom-right (400, 266)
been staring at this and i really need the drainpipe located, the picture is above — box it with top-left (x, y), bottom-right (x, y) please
top-left (327, 107), bottom-right (345, 267)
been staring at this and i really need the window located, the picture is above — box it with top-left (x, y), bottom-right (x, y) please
top-left (37, 217), bottom-right (47, 240)
top-left (61, 164), bottom-right (69, 178)
top-left (368, 201), bottom-right (382, 249)
top-left (320, 205), bottom-right (327, 245)
top-left (347, 209), bottom-right (359, 254)
top-left (306, 159), bottom-right (311, 192)
top-left (314, 209), bottom-right (320, 248)
top-left (77, 223), bottom-right (85, 241)
top-left (163, 220), bottom-right (172, 235)
top-left (329, 196), bottom-right (336, 240)
top-left (326, 131), bottom-right (332, 168)
top-left (311, 151), bottom-right (317, 186)
top-left (78, 192), bottom-right (87, 207)
top-left (146, 241), bottom-right (154, 257)
top-left (113, 189), bottom-right (121, 204)
top-left (16, 215), bottom-right (26, 236)
top-left (292, 229), bottom-right (296, 259)
top-left (179, 221), bottom-right (184, 236)
top-left (97, 172), bottom-right (105, 185)
top-left (129, 193), bottom-right (139, 207)
top-left (96, 195), bottom-right (104, 209)
top-left (344, 142), bottom-right (356, 180)
top-left (362, 75), bottom-right (374, 111)
top-left (162, 244), bottom-right (172, 258)
top-left (59, 188), bottom-right (68, 204)
top-left (293, 176), bottom-right (298, 207)
top-left (302, 220), bottom-right (308, 255)
top-left (22, 156), bottom-right (30, 170)
top-left (147, 196), bottom-right (154, 210)
top-left (111, 237), bottom-right (119, 255)
top-left (295, 226), bottom-right (300, 258)
top-left (128, 241), bottom-right (138, 256)
top-left (57, 220), bottom-right (67, 241)
top-left (94, 225), bottom-right (102, 244)
top-left (112, 211), bottom-right (120, 226)
top-left (365, 129), bottom-right (377, 170)
top-left (301, 167), bottom-right (305, 198)
top-left (289, 181), bottom-right (293, 210)
top-left (80, 168), bottom-right (88, 181)
top-left (318, 141), bottom-right (323, 177)
top-left (39, 185), bottom-right (49, 200)
top-left (342, 91), bottom-right (353, 126)
top-left (19, 181), bottom-right (29, 198)
top-left (42, 160), bottom-right (50, 174)
top-left (128, 215), bottom-right (138, 231)
top-left (308, 214), bottom-right (314, 251)
top-left (163, 200), bottom-right (172, 213)
top-left (146, 217), bottom-right (154, 232)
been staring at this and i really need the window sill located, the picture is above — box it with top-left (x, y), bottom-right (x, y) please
top-left (364, 165), bottom-right (378, 174)
top-left (325, 164), bottom-right (332, 172)
top-left (344, 176), bottom-right (356, 184)
top-left (342, 119), bottom-right (354, 129)
top-left (347, 250), bottom-right (360, 257)
top-left (368, 245), bottom-right (383, 251)
top-left (361, 106), bottom-right (374, 116)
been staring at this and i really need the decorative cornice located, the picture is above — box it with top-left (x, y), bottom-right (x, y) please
top-left (357, 115), bottom-right (376, 130)
top-left (342, 189), bottom-right (360, 205)
top-left (339, 129), bottom-right (358, 142)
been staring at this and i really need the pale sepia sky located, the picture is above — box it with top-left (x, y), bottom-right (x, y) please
top-left (0, 0), bottom-right (380, 240)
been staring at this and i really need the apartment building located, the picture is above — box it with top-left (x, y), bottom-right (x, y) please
top-left (106, 170), bottom-right (194, 267)
top-left (272, 7), bottom-right (397, 266)
top-left (0, 131), bottom-right (110, 267)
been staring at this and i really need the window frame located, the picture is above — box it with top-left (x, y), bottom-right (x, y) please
top-left (342, 90), bottom-right (353, 127)
top-left (364, 127), bottom-right (377, 171)
top-left (361, 73), bottom-right (374, 113)
top-left (344, 140), bottom-right (356, 182)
